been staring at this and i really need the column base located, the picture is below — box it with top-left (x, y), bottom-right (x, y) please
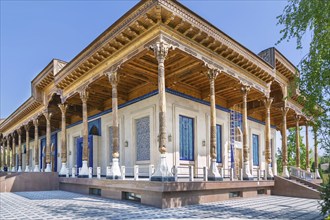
top-left (243, 162), bottom-right (253, 181)
top-left (13, 167), bottom-right (18, 172)
top-left (266, 164), bottom-right (274, 180)
top-left (315, 168), bottom-right (321, 179)
top-left (243, 162), bottom-right (254, 180)
top-left (282, 166), bottom-right (290, 178)
top-left (34, 164), bottom-right (40, 172)
top-left (78, 161), bottom-right (89, 178)
top-left (306, 168), bottom-right (311, 173)
top-left (59, 163), bottom-right (68, 177)
top-left (25, 166), bottom-right (30, 172)
top-left (150, 154), bottom-right (174, 182)
top-left (45, 163), bottom-right (52, 172)
top-left (106, 158), bottom-right (121, 179)
top-left (208, 159), bottom-right (223, 181)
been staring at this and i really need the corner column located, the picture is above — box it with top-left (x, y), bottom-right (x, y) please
top-left (58, 104), bottom-right (68, 177)
top-left (305, 124), bottom-right (310, 172)
top-left (33, 119), bottom-right (40, 172)
top-left (264, 97), bottom-right (274, 179)
top-left (150, 38), bottom-right (174, 182)
top-left (207, 69), bottom-right (222, 181)
top-left (313, 126), bottom-right (321, 179)
top-left (295, 115), bottom-right (301, 169)
top-left (12, 133), bottom-right (17, 172)
top-left (281, 107), bottom-right (290, 178)
top-left (79, 88), bottom-right (89, 178)
top-left (24, 124), bottom-right (30, 172)
top-left (241, 85), bottom-right (253, 180)
top-left (43, 110), bottom-right (52, 172)
top-left (105, 71), bottom-right (122, 179)
top-left (17, 129), bottom-right (22, 172)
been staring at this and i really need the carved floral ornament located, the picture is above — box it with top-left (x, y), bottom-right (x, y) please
top-left (104, 63), bottom-right (122, 86)
top-left (149, 35), bottom-right (177, 63)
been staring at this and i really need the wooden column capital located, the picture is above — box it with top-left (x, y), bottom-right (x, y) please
top-left (263, 97), bottom-right (274, 109)
top-left (43, 110), bottom-right (52, 122)
top-left (152, 40), bottom-right (170, 63)
top-left (281, 107), bottom-right (289, 117)
top-left (33, 118), bottom-right (39, 127)
top-left (206, 68), bottom-right (220, 81)
top-left (17, 128), bottom-right (22, 136)
top-left (24, 123), bottom-right (31, 132)
top-left (241, 85), bottom-right (251, 96)
top-left (58, 103), bottom-right (68, 115)
top-left (79, 87), bottom-right (89, 104)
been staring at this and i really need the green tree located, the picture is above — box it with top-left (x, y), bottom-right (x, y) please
top-left (277, 127), bottom-right (312, 173)
top-left (319, 181), bottom-right (330, 217)
top-left (278, 1), bottom-right (330, 215)
top-left (277, 0), bottom-right (330, 156)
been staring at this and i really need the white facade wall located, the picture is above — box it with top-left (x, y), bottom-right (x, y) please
top-left (27, 92), bottom-right (277, 176)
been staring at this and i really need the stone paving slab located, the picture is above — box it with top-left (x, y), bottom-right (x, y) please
top-left (0, 190), bottom-right (323, 219)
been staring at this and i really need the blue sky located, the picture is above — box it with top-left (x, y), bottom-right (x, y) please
top-left (0, 1), bottom-right (318, 153)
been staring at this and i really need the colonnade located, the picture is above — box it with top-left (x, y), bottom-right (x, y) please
top-left (0, 39), bottom-right (322, 181)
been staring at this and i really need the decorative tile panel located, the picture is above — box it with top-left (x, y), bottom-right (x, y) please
top-left (136, 116), bottom-right (150, 161)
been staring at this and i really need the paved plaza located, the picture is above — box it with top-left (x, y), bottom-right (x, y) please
top-left (0, 190), bottom-right (323, 219)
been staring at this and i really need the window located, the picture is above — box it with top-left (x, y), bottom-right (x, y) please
top-left (252, 134), bottom-right (259, 166)
top-left (179, 115), bottom-right (194, 161)
top-left (216, 124), bottom-right (222, 163)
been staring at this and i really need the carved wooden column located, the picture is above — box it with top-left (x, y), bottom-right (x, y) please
top-left (207, 69), bottom-right (222, 181)
top-left (295, 115), bottom-right (301, 169)
top-left (150, 38), bottom-right (174, 181)
top-left (105, 71), bottom-right (122, 179)
top-left (3, 137), bottom-right (6, 171)
top-left (17, 129), bottom-right (22, 172)
top-left (7, 136), bottom-right (11, 171)
top-left (12, 133), bottom-right (17, 172)
top-left (24, 124), bottom-right (30, 172)
top-left (305, 124), bottom-right (310, 172)
top-left (263, 97), bottom-right (274, 179)
top-left (33, 119), bottom-right (40, 172)
top-left (7, 135), bottom-right (14, 171)
top-left (58, 103), bottom-right (68, 176)
top-left (79, 88), bottom-right (89, 178)
top-left (281, 107), bottom-right (290, 178)
top-left (43, 110), bottom-right (52, 172)
top-left (313, 126), bottom-right (321, 179)
top-left (241, 85), bottom-right (253, 180)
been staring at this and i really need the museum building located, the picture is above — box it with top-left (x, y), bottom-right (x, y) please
top-left (0, 0), bottom-right (321, 203)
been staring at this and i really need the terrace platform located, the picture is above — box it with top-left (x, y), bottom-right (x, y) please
top-left (59, 177), bottom-right (274, 208)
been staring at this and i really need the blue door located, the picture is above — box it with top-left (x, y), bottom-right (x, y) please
top-left (76, 135), bottom-right (93, 175)
top-left (40, 138), bottom-right (46, 170)
top-left (179, 115), bottom-right (194, 161)
top-left (252, 134), bottom-right (259, 166)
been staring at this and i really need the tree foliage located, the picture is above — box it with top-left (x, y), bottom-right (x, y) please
top-left (319, 180), bottom-right (330, 217)
top-left (277, 0), bottom-right (330, 156)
